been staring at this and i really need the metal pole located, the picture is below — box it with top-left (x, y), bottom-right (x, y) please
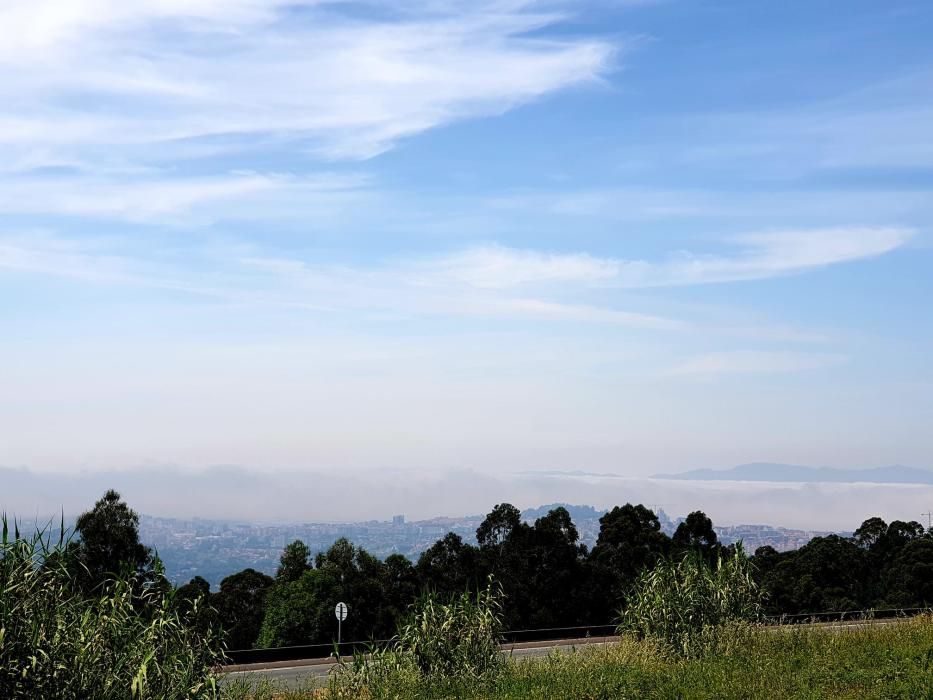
top-left (338, 617), bottom-right (342, 646)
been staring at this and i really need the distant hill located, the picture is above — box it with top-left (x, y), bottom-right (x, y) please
top-left (655, 462), bottom-right (933, 485)
top-left (521, 503), bottom-right (607, 522)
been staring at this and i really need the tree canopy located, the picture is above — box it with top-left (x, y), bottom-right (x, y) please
top-left (72, 489), bottom-right (153, 592)
top-left (133, 495), bottom-right (933, 650)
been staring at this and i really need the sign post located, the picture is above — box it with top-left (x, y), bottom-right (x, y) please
top-left (334, 601), bottom-right (348, 646)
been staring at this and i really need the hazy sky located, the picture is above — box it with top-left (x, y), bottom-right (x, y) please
top-left (2, 0), bottom-right (932, 481)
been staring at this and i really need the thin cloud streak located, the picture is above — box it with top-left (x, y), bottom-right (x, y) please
top-left (0, 1), bottom-right (616, 166)
top-left (0, 225), bottom-right (909, 335)
top-left (0, 172), bottom-right (368, 222)
top-left (423, 227), bottom-right (914, 289)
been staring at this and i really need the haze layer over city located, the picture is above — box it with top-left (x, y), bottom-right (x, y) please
top-left (2, 1), bottom-right (932, 530)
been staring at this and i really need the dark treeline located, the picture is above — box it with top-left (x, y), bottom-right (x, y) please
top-left (185, 505), bottom-right (933, 650)
top-left (67, 491), bottom-right (933, 651)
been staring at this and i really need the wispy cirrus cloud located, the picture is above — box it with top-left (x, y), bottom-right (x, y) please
top-left (0, 225), bottom-right (910, 335)
top-left (645, 227), bottom-right (913, 287)
top-left (0, 172), bottom-right (368, 222)
top-left (0, 232), bottom-right (684, 329)
top-left (0, 1), bottom-right (615, 168)
top-left (420, 227), bottom-right (914, 289)
top-left (416, 246), bottom-right (623, 289)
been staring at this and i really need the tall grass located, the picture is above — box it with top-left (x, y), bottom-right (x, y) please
top-left (328, 580), bottom-right (504, 698)
top-left (270, 616), bottom-right (933, 699)
top-left (618, 545), bottom-right (762, 657)
top-left (484, 615), bottom-right (933, 700)
top-left (0, 516), bottom-right (224, 699)
top-left (398, 581), bottom-right (504, 678)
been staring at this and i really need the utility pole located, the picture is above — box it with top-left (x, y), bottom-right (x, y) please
top-left (922, 511), bottom-right (932, 530)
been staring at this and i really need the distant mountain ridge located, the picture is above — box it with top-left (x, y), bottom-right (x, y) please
top-left (655, 462), bottom-right (933, 485)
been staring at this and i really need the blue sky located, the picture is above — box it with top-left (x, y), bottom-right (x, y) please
top-left (1, 0), bottom-right (931, 478)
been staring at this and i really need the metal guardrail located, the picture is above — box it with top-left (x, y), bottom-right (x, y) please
top-left (764, 606), bottom-right (930, 624)
top-left (223, 623), bottom-right (618, 665)
top-left (223, 608), bottom-right (931, 665)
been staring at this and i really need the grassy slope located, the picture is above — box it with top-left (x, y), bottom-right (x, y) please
top-left (227, 617), bottom-right (933, 700)
top-left (490, 620), bottom-right (933, 700)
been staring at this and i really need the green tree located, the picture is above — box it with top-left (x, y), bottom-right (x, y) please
top-left (672, 511), bottom-right (719, 556)
top-left (523, 507), bottom-right (588, 627)
top-left (72, 489), bottom-right (153, 592)
top-left (277, 539), bottom-right (312, 582)
top-left (174, 575), bottom-right (216, 634)
top-left (588, 504), bottom-right (671, 619)
top-left (176, 575), bottom-right (210, 602)
top-left (884, 520), bottom-right (926, 552)
top-left (259, 538), bottom-right (401, 647)
top-left (384, 553), bottom-right (418, 625)
top-left (257, 567), bottom-right (339, 648)
top-left (212, 568), bottom-right (274, 649)
top-left (475, 504), bottom-right (533, 628)
top-left (476, 503), bottom-right (523, 551)
top-left (592, 504), bottom-right (670, 580)
top-left (315, 538), bottom-right (395, 642)
top-left (416, 532), bottom-right (479, 595)
top-left (758, 535), bottom-right (870, 614)
top-left (881, 537), bottom-right (933, 607)
top-left (854, 517), bottom-right (924, 562)
top-left (854, 517), bottom-right (888, 550)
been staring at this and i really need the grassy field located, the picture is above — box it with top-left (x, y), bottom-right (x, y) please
top-left (224, 617), bottom-right (933, 700)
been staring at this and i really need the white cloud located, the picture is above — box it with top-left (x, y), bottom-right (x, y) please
top-left (0, 1), bottom-right (615, 167)
top-left (0, 226), bottom-right (911, 330)
top-left (238, 254), bottom-right (683, 329)
top-left (419, 245), bottom-right (622, 288)
top-left (0, 172), bottom-right (367, 221)
top-left (0, 232), bottom-right (141, 285)
top-left (418, 227), bottom-right (913, 290)
top-left (0, 233), bottom-right (684, 329)
top-left (650, 227), bottom-right (913, 287)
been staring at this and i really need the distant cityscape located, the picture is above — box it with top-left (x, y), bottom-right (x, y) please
top-left (139, 505), bottom-right (841, 587)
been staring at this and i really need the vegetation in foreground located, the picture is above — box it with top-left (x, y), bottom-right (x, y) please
top-left (4, 489), bottom-right (933, 699)
top-left (618, 545), bottom-right (762, 657)
top-left (368, 616), bottom-right (933, 700)
top-left (223, 550), bottom-right (933, 700)
top-left (0, 508), bottom-right (223, 700)
top-left (223, 616), bottom-right (933, 700)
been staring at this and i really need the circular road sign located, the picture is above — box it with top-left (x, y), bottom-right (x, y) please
top-left (335, 601), bottom-right (348, 622)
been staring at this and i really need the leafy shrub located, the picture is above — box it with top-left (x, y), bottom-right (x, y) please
top-left (329, 580), bottom-right (504, 697)
top-left (0, 516), bottom-right (224, 699)
top-left (618, 545), bottom-right (762, 657)
top-left (399, 581), bottom-right (504, 678)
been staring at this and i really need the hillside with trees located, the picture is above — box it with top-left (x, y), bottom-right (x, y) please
top-left (167, 499), bottom-right (931, 650)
